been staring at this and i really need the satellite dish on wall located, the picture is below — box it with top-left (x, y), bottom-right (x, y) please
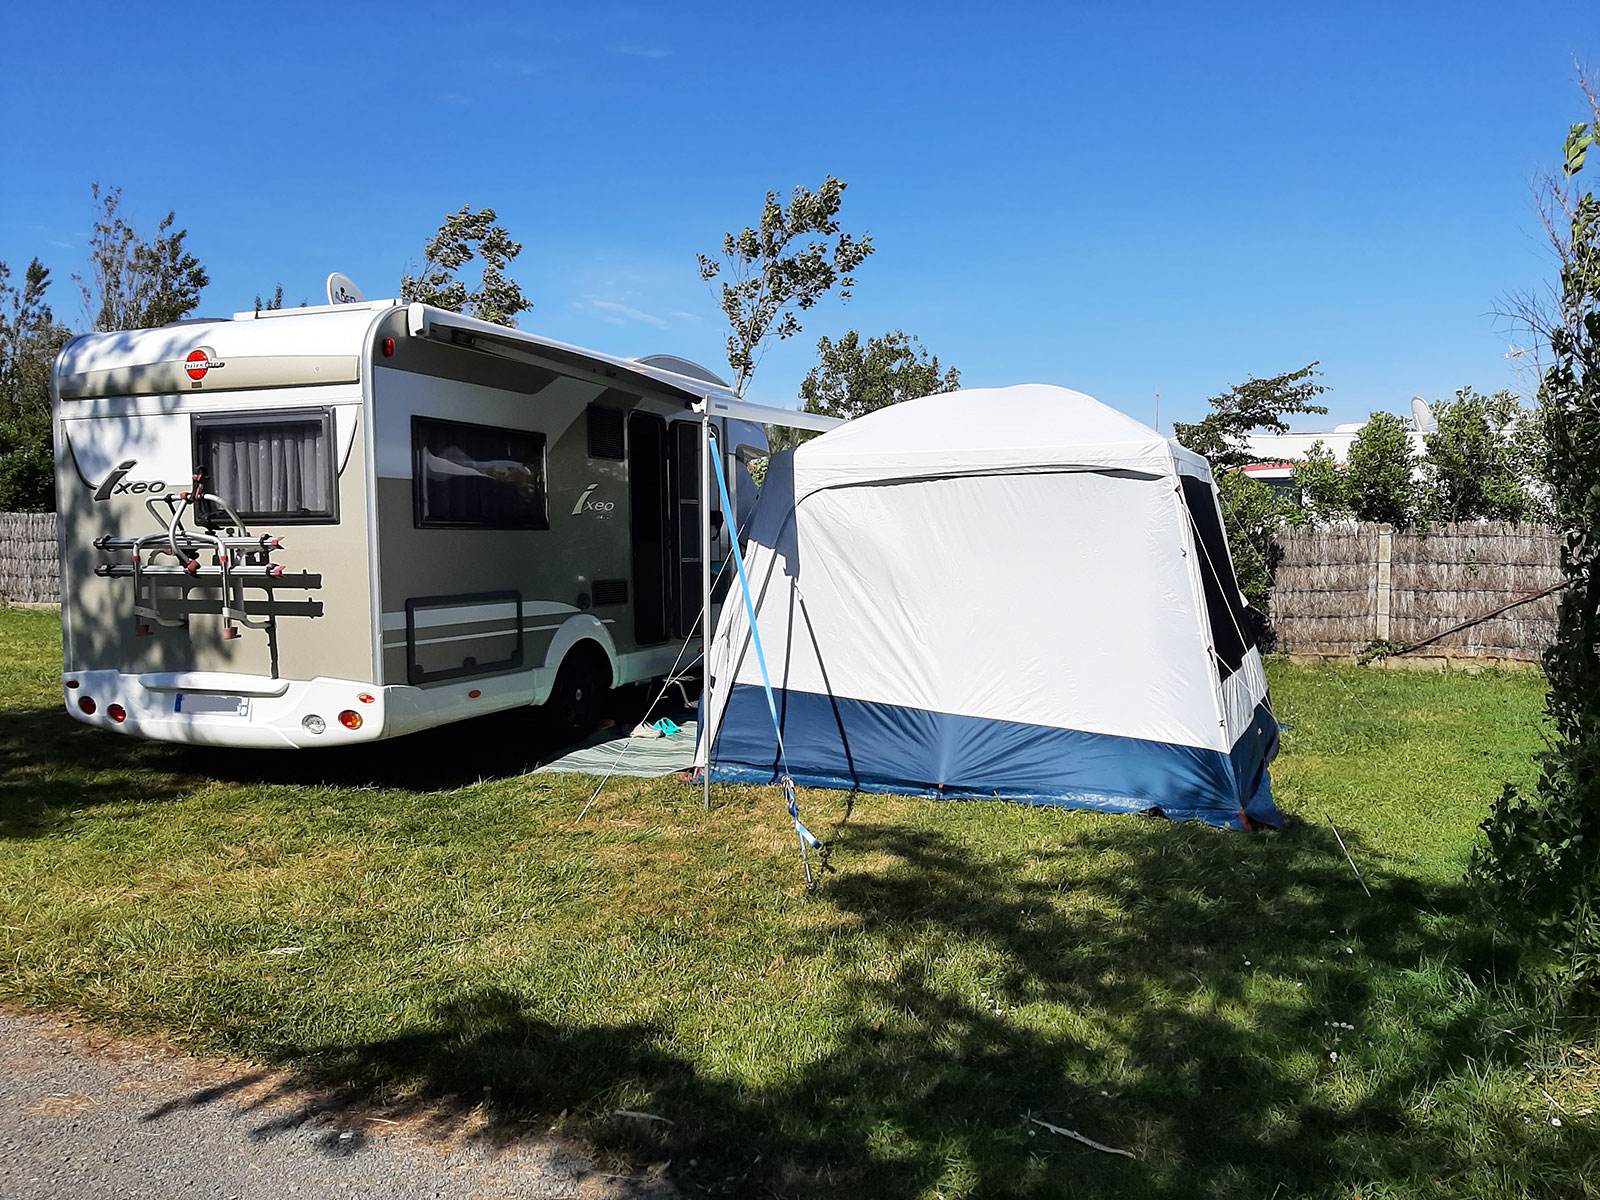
top-left (1410, 396), bottom-right (1436, 432)
top-left (325, 272), bottom-right (366, 305)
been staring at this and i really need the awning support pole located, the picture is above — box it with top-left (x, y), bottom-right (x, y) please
top-left (701, 411), bottom-right (713, 812)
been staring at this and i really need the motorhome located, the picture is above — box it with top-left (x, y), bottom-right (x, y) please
top-left (52, 296), bottom-right (824, 748)
top-left (1238, 397), bottom-right (1436, 493)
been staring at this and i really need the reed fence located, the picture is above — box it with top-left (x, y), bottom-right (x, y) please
top-left (1272, 522), bottom-right (1560, 662)
top-left (0, 512), bottom-right (59, 604)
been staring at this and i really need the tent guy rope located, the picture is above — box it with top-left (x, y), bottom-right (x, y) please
top-left (707, 429), bottom-right (824, 889)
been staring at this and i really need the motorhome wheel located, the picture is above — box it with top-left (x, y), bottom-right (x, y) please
top-left (548, 646), bottom-right (609, 735)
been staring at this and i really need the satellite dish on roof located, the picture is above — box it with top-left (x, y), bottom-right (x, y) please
top-left (325, 272), bottom-right (366, 305)
top-left (1410, 396), bottom-right (1436, 432)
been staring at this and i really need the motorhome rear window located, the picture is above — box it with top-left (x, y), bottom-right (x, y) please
top-left (195, 412), bottom-right (336, 525)
top-left (412, 417), bottom-right (548, 529)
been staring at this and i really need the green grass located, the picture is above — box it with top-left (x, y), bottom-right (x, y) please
top-left (2, 602), bottom-right (1594, 1198)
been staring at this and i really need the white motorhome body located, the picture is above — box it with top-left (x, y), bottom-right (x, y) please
top-left (53, 300), bottom-right (806, 748)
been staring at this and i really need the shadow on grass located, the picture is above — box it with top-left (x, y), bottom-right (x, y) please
top-left (153, 817), bottom-right (1587, 1199)
top-left (4, 679), bottom-right (1578, 1194)
top-left (0, 706), bottom-right (197, 835)
top-left (0, 684), bottom-right (675, 831)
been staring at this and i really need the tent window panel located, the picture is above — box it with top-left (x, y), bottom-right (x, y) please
top-left (413, 416), bottom-right (548, 529)
top-left (195, 411), bottom-right (336, 525)
top-left (1179, 474), bottom-right (1252, 677)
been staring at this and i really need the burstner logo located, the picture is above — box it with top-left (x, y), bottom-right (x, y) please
top-left (184, 347), bottom-right (224, 382)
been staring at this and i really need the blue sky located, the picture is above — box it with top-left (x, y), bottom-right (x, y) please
top-left (2, 1), bottom-right (1595, 429)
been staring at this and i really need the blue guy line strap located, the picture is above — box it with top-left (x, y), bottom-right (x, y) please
top-left (706, 431), bottom-right (823, 885)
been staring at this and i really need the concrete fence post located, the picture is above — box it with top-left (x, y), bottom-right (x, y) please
top-left (1375, 524), bottom-right (1393, 643)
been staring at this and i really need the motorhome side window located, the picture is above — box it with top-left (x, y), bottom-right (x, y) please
top-left (412, 416), bottom-right (549, 529)
top-left (195, 412), bottom-right (336, 525)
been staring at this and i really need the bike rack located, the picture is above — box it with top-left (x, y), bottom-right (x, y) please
top-left (92, 475), bottom-right (324, 641)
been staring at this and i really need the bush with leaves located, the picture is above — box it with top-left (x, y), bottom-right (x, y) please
top-left (1343, 410), bottom-right (1419, 528)
top-left (1470, 85), bottom-right (1600, 987)
top-left (0, 410), bottom-right (55, 511)
top-left (0, 258), bottom-right (70, 511)
top-left (1292, 439), bottom-right (1352, 523)
top-left (1422, 387), bottom-right (1544, 523)
top-left (698, 177), bottom-right (873, 396)
top-left (401, 206), bottom-right (532, 328)
top-left (1214, 471), bottom-right (1298, 623)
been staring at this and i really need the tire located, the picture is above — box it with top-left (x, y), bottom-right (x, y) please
top-left (546, 645), bottom-right (609, 736)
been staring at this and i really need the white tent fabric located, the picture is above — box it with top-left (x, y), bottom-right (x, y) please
top-left (695, 385), bottom-right (1279, 829)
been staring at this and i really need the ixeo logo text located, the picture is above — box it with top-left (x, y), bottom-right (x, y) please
top-left (571, 483), bottom-right (616, 517)
top-left (93, 459), bottom-right (166, 501)
top-left (182, 346), bottom-right (226, 385)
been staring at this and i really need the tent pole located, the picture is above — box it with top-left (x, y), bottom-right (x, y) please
top-left (701, 411), bottom-right (713, 812)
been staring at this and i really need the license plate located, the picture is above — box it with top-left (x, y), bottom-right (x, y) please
top-left (174, 693), bottom-right (249, 717)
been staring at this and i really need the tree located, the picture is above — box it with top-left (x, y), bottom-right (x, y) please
top-left (1421, 387), bottom-right (1542, 523)
top-left (1215, 471), bottom-right (1298, 619)
top-left (773, 329), bottom-right (959, 449)
top-left (254, 284), bottom-right (285, 313)
top-left (698, 177), bottom-right (874, 396)
top-left (1171, 362), bottom-right (1328, 472)
top-left (1344, 411), bottom-right (1419, 527)
top-left (1470, 80), bottom-right (1600, 987)
top-left (0, 258), bottom-right (70, 511)
top-left (1173, 363), bottom-right (1329, 619)
top-left (400, 205), bottom-right (532, 327)
top-left (253, 284), bottom-right (309, 313)
top-left (74, 183), bottom-right (209, 331)
top-left (1293, 439), bottom-right (1352, 523)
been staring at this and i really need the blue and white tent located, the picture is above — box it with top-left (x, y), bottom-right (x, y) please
top-left (695, 385), bottom-right (1280, 829)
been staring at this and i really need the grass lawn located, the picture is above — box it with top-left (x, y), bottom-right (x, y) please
top-left (1, 603), bottom-right (1594, 1198)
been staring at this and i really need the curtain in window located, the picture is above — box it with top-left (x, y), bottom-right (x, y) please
top-left (202, 418), bottom-right (332, 519)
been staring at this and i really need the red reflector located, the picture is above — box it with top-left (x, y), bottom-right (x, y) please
top-left (467, 689), bottom-right (481, 699)
top-left (65, 680), bottom-right (79, 689)
top-left (338, 709), bottom-right (363, 730)
top-left (382, 337), bottom-right (395, 357)
top-left (78, 696), bottom-right (96, 715)
top-left (357, 693), bottom-right (375, 704)
top-left (107, 703), bottom-right (127, 723)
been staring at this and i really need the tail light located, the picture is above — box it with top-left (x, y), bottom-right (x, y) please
top-left (78, 696), bottom-right (96, 715)
top-left (338, 710), bottom-right (363, 730)
top-left (107, 703), bottom-right (127, 723)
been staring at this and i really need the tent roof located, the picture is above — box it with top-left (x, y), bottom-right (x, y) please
top-left (794, 384), bottom-right (1210, 489)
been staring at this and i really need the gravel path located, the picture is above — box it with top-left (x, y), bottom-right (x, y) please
top-left (0, 1008), bottom-right (675, 1199)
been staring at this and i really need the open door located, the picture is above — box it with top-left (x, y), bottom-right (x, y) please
top-left (628, 412), bottom-right (670, 646)
top-left (670, 422), bottom-right (704, 639)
